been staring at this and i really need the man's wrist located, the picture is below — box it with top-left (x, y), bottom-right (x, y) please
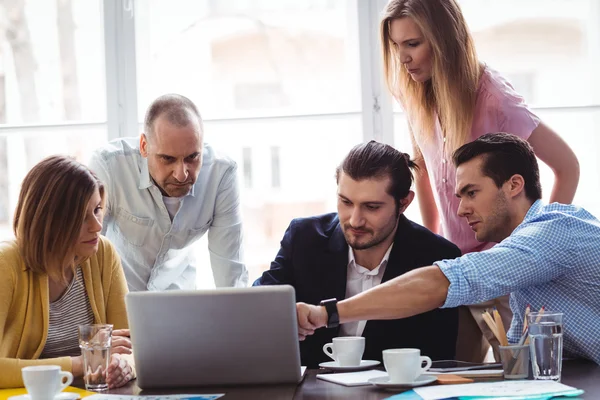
top-left (319, 298), bottom-right (339, 328)
top-left (318, 306), bottom-right (329, 328)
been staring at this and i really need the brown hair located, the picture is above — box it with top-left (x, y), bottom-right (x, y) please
top-left (380, 0), bottom-right (480, 156)
top-left (144, 93), bottom-right (203, 139)
top-left (336, 140), bottom-right (417, 211)
top-left (13, 155), bottom-right (105, 283)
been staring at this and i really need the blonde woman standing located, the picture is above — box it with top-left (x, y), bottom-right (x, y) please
top-left (380, 0), bottom-right (580, 362)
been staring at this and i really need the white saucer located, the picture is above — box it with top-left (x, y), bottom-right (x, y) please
top-left (368, 374), bottom-right (437, 390)
top-left (9, 393), bottom-right (80, 400)
top-left (318, 360), bottom-right (380, 372)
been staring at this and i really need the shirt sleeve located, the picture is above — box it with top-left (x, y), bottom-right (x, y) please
top-left (437, 217), bottom-right (576, 308)
top-left (0, 248), bottom-right (72, 388)
top-left (496, 78), bottom-right (540, 141)
top-left (207, 163), bottom-right (248, 288)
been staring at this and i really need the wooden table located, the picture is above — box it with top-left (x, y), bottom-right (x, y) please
top-left (95, 359), bottom-right (600, 399)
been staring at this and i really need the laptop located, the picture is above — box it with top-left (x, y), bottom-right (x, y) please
top-left (125, 285), bottom-right (302, 388)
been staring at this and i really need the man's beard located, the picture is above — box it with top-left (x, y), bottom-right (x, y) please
top-left (477, 191), bottom-right (512, 243)
top-left (343, 212), bottom-right (399, 250)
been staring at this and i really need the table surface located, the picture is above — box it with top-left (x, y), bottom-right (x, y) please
top-left (95, 359), bottom-right (599, 399)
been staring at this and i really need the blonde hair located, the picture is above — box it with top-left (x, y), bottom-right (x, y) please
top-left (13, 155), bottom-right (105, 283)
top-left (381, 0), bottom-right (480, 155)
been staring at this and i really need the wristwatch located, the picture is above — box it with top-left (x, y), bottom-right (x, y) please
top-left (319, 298), bottom-right (339, 328)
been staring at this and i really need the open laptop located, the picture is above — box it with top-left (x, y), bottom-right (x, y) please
top-left (125, 285), bottom-right (302, 389)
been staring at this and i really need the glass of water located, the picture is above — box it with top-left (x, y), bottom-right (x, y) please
top-left (78, 324), bottom-right (113, 391)
top-left (528, 312), bottom-right (563, 381)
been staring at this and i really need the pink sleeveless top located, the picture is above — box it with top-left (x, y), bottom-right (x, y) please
top-left (413, 65), bottom-right (540, 254)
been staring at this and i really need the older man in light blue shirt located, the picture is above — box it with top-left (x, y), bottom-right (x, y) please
top-left (89, 94), bottom-right (248, 291)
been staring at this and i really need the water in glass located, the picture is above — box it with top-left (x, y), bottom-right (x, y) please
top-left (529, 321), bottom-right (563, 381)
top-left (80, 341), bottom-right (110, 391)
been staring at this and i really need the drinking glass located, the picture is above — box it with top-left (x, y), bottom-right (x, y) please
top-left (528, 312), bottom-right (563, 381)
top-left (78, 324), bottom-right (113, 391)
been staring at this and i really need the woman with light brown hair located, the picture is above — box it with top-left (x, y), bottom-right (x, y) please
top-left (380, 0), bottom-right (580, 361)
top-left (0, 155), bottom-right (134, 388)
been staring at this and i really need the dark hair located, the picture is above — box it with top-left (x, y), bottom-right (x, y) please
top-left (144, 94), bottom-right (203, 138)
top-left (335, 140), bottom-right (417, 210)
top-left (452, 132), bottom-right (542, 202)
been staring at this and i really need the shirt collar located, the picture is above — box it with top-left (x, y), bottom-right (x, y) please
top-left (523, 199), bottom-right (544, 223)
top-left (347, 243), bottom-right (394, 276)
top-left (138, 157), bottom-right (152, 190)
top-left (137, 157), bottom-right (196, 197)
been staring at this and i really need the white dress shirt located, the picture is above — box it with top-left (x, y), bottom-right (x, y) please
top-left (88, 137), bottom-right (248, 291)
top-left (339, 243), bottom-right (393, 337)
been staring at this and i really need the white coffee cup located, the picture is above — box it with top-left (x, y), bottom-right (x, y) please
top-left (383, 348), bottom-right (432, 384)
top-left (322, 336), bottom-right (365, 367)
top-left (22, 365), bottom-right (73, 400)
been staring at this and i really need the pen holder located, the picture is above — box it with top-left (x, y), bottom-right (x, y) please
top-left (499, 345), bottom-right (530, 379)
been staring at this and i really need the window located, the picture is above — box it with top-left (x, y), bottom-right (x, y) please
top-left (394, 0), bottom-right (600, 222)
top-left (270, 146), bottom-right (281, 189)
top-left (460, 0), bottom-right (600, 107)
top-left (242, 146), bottom-right (253, 188)
top-left (0, 0), bottom-right (107, 240)
top-left (135, 0), bottom-right (361, 119)
top-left (1, 0), bottom-right (599, 288)
top-left (135, 0), bottom-right (363, 283)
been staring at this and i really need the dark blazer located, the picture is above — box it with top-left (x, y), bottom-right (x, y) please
top-left (254, 213), bottom-right (461, 368)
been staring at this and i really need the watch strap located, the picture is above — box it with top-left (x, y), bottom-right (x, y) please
top-left (319, 298), bottom-right (339, 329)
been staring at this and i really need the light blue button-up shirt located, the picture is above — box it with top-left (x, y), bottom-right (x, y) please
top-left (88, 137), bottom-right (248, 291)
top-left (437, 200), bottom-right (600, 364)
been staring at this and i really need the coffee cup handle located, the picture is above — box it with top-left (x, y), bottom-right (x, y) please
top-left (322, 343), bottom-right (336, 361)
top-left (58, 371), bottom-right (73, 391)
top-left (420, 356), bottom-right (432, 374)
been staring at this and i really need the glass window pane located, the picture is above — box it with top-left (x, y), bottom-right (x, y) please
top-left (460, 0), bottom-right (600, 107)
top-left (534, 108), bottom-right (600, 214)
top-left (135, 0), bottom-right (364, 285)
top-left (391, 0), bottom-right (600, 111)
top-left (0, 125), bottom-right (108, 241)
top-left (205, 115), bottom-right (362, 282)
top-left (0, 0), bottom-right (106, 124)
top-left (135, 0), bottom-right (361, 119)
top-left (0, 0), bottom-right (107, 240)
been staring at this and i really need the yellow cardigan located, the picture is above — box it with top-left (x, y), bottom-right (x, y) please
top-left (0, 236), bottom-right (129, 388)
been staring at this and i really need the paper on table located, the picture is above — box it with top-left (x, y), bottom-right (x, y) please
top-left (85, 394), bottom-right (224, 400)
top-left (316, 370), bottom-right (388, 386)
top-left (424, 369), bottom-right (504, 378)
top-left (412, 380), bottom-right (580, 400)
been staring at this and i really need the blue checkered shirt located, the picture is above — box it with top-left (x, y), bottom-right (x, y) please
top-left (437, 200), bottom-right (600, 364)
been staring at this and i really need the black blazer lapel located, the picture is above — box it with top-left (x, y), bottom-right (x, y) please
top-left (381, 215), bottom-right (417, 283)
top-left (324, 223), bottom-right (349, 302)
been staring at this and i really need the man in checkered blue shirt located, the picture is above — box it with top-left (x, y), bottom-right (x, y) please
top-left (296, 133), bottom-right (600, 364)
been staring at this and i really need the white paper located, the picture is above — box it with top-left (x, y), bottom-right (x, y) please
top-left (424, 369), bottom-right (504, 377)
top-left (413, 380), bottom-right (577, 400)
top-left (85, 394), bottom-right (224, 400)
top-left (301, 366), bottom-right (307, 376)
top-left (316, 370), bottom-right (388, 386)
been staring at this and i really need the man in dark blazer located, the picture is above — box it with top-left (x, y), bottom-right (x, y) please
top-left (254, 141), bottom-right (460, 368)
